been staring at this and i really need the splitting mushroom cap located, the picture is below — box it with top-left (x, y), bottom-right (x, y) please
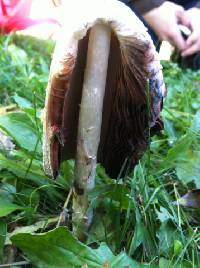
top-left (43, 0), bottom-right (166, 178)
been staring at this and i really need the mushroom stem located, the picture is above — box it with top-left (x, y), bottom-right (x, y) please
top-left (73, 23), bottom-right (111, 240)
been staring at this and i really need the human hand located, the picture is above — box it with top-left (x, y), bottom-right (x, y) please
top-left (181, 8), bottom-right (200, 57)
top-left (143, 1), bottom-right (186, 51)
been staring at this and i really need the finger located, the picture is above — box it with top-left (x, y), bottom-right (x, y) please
top-left (175, 5), bottom-right (185, 14)
top-left (175, 5), bottom-right (185, 20)
top-left (182, 43), bottom-right (199, 56)
top-left (186, 32), bottom-right (199, 47)
top-left (177, 12), bottom-right (191, 28)
top-left (168, 29), bottom-right (186, 50)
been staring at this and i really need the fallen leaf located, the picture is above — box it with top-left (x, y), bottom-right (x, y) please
top-left (173, 189), bottom-right (200, 208)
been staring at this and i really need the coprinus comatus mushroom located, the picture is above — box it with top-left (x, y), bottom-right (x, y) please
top-left (43, 0), bottom-right (166, 237)
top-left (43, 0), bottom-right (165, 179)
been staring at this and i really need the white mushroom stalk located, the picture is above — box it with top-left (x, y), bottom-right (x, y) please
top-left (73, 24), bottom-right (111, 238)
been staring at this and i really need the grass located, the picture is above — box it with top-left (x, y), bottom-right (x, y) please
top-left (0, 34), bottom-right (200, 267)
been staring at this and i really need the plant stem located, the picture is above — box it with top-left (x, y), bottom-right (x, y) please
top-left (57, 188), bottom-right (73, 227)
top-left (0, 261), bottom-right (30, 267)
top-left (73, 23), bottom-right (111, 240)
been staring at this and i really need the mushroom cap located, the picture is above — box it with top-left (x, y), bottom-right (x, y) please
top-left (43, 0), bottom-right (166, 178)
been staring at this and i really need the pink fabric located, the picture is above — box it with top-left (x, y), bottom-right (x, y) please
top-left (0, 0), bottom-right (59, 34)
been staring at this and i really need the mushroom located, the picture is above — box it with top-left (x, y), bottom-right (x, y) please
top-left (43, 0), bottom-right (166, 238)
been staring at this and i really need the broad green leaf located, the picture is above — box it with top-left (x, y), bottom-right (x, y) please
top-left (173, 240), bottom-right (183, 256)
top-left (159, 258), bottom-right (192, 268)
top-left (156, 207), bottom-right (174, 223)
top-left (162, 135), bottom-right (193, 169)
top-left (11, 227), bottom-right (112, 268)
top-left (0, 153), bottom-right (46, 185)
top-left (13, 94), bottom-right (32, 109)
top-left (0, 153), bottom-right (62, 201)
top-left (176, 151), bottom-right (200, 187)
top-left (0, 197), bottom-right (23, 217)
top-left (110, 253), bottom-right (157, 268)
top-left (190, 110), bottom-right (200, 133)
top-left (0, 221), bottom-right (6, 262)
top-left (95, 243), bottom-right (114, 262)
top-left (11, 227), bottom-right (157, 268)
top-left (163, 119), bottom-right (177, 141)
top-left (128, 222), bottom-right (145, 255)
top-left (89, 184), bottom-right (133, 210)
top-left (96, 165), bottom-right (112, 183)
top-left (176, 150), bottom-right (200, 188)
top-left (8, 44), bottom-right (28, 67)
top-left (87, 213), bottom-right (113, 243)
top-left (0, 183), bottom-right (16, 200)
top-left (60, 160), bottom-right (74, 186)
top-left (17, 188), bottom-right (40, 208)
top-left (0, 112), bottom-right (41, 153)
top-left (157, 221), bottom-right (180, 255)
top-left (6, 217), bottom-right (59, 245)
